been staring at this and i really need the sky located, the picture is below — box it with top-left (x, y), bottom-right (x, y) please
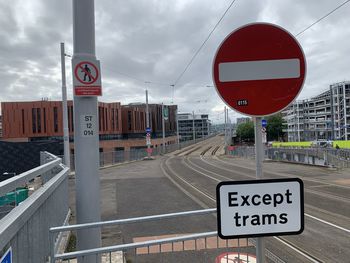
top-left (0, 0), bottom-right (349, 123)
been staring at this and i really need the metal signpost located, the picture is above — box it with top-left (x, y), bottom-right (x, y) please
top-left (162, 103), bottom-right (166, 154)
top-left (213, 23), bottom-right (306, 262)
top-left (60, 42), bottom-right (70, 169)
top-left (72, 0), bottom-right (101, 262)
top-left (145, 90), bottom-right (152, 158)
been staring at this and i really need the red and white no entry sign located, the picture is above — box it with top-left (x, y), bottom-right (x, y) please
top-left (212, 23), bottom-right (306, 116)
top-left (72, 58), bottom-right (102, 96)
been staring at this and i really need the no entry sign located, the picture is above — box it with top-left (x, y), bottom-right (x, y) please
top-left (216, 178), bottom-right (304, 239)
top-left (72, 58), bottom-right (102, 96)
top-left (212, 23), bottom-right (306, 116)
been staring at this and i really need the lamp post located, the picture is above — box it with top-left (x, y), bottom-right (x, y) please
top-left (60, 42), bottom-right (70, 169)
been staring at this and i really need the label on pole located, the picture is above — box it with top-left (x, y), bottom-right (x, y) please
top-left (212, 23), bottom-right (306, 116)
top-left (262, 131), bottom-right (267, 144)
top-left (0, 247), bottom-right (12, 263)
top-left (146, 127), bottom-right (151, 133)
top-left (73, 58), bottom-right (102, 96)
top-left (262, 119), bottom-right (267, 128)
top-left (146, 136), bottom-right (151, 146)
top-left (216, 178), bottom-right (304, 239)
top-left (80, 115), bottom-right (96, 137)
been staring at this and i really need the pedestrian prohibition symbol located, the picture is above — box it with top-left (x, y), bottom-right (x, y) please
top-left (75, 61), bottom-right (99, 85)
top-left (72, 58), bottom-right (102, 96)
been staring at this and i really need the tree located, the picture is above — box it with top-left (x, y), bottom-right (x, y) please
top-left (236, 121), bottom-right (254, 143)
top-left (266, 113), bottom-right (285, 141)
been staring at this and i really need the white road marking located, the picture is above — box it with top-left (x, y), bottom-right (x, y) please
top-left (219, 58), bottom-right (300, 82)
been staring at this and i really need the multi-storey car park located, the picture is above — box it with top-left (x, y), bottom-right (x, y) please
top-left (177, 113), bottom-right (211, 142)
top-left (283, 81), bottom-right (350, 142)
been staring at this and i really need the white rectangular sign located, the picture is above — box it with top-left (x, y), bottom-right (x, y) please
top-left (218, 58), bottom-right (300, 82)
top-left (80, 115), bottom-right (96, 137)
top-left (216, 178), bottom-right (304, 239)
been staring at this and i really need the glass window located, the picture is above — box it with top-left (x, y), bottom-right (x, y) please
top-left (53, 107), bottom-right (58, 132)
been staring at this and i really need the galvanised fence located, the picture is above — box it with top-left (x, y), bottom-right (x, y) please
top-left (65, 135), bottom-right (215, 171)
top-left (50, 208), bottom-right (284, 263)
top-left (228, 146), bottom-right (350, 169)
top-left (0, 152), bottom-right (70, 263)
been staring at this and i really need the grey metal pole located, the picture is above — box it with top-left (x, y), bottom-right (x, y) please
top-left (145, 90), bottom-right (151, 158)
top-left (224, 106), bottom-right (227, 146)
top-left (255, 116), bottom-right (266, 263)
top-left (72, 1), bottom-right (101, 262)
top-left (192, 111), bottom-right (195, 143)
top-left (60, 43), bottom-right (70, 169)
top-left (176, 108), bottom-right (180, 147)
top-left (162, 103), bottom-right (165, 154)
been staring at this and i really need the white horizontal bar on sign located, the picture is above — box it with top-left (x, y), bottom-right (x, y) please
top-left (218, 58), bottom-right (300, 82)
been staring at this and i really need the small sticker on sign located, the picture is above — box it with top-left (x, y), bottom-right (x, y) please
top-left (237, 99), bottom-right (248, 106)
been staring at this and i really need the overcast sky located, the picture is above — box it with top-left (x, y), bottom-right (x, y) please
top-left (1, 0), bottom-right (349, 123)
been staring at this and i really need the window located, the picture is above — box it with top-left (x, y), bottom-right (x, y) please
top-left (112, 108), bottom-right (115, 130)
top-left (22, 109), bottom-right (25, 134)
top-left (128, 111), bottom-right (132, 130)
top-left (53, 107), bottom-right (58, 133)
top-left (37, 108), bottom-right (41, 133)
top-left (116, 109), bottom-right (119, 129)
top-left (98, 107), bottom-right (102, 131)
top-left (43, 108), bottom-right (46, 133)
top-left (32, 108), bottom-right (36, 133)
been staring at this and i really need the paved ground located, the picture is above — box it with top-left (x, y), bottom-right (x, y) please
top-left (68, 158), bottom-right (252, 262)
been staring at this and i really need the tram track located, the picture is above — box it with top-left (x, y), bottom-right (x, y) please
top-left (206, 155), bottom-right (350, 204)
top-left (161, 155), bottom-right (349, 262)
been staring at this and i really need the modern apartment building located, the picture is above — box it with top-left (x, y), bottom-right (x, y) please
top-left (178, 113), bottom-right (211, 141)
top-left (283, 81), bottom-right (350, 141)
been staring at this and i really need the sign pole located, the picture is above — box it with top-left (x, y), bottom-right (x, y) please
top-left (255, 116), bottom-right (266, 263)
top-left (145, 90), bottom-right (151, 158)
top-left (176, 108), bottom-right (180, 148)
top-left (60, 42), bottom-right (70, 169)
top-left (72, 1), bottom-right (101, 262)
top-left (162, 103), bottom-right (165, 154)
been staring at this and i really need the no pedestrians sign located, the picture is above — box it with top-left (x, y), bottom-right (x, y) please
top-left (216, 178), bottom-right (304, 239)
top-left (73, 58), bottom-right (102, 96)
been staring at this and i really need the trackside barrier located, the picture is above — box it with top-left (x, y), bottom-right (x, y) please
top-left (228, 146), bottom-right (350, 169)
top-left (65, 134), bottom-right (217, 171)
top-left (0, 152), bottom-right (70, 263)
top-left (50, 208), bottom-right (285, 263)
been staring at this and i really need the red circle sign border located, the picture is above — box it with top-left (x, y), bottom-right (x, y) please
top-left (212, 22), bottom-right (307, 117)
top-left (74, 61), bottom-right (99, 85)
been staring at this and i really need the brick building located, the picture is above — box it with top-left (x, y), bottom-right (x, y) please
top-left (121, 103), bottom-right (177, 138)
top-left (1, 100), bottom-right (177, 152)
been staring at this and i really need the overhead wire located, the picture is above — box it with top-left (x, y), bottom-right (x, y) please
top-left (295, 0), bottom-right (350, 37)
top-left (172, 0), bottom-right (237, 86)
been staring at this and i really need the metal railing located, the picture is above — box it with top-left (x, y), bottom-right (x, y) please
top-left (65, 135), bottom-right (216, 171)
top-left (49, 208), bottom-right (258, 263)
top-left (0, 152), bottom-right (70, 263)
top-left (227, 146), bottom-right (350, 169)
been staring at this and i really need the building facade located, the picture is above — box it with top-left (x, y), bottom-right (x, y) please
top-left (178, 113), bottom-right (211, 141)
top-left (283, 81), bottom-right (350, 141)
top-left (1, 100), bottom-right (178, 151)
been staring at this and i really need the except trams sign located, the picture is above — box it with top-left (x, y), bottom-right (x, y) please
top-left (216, 178), bottom-right (304, 239)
